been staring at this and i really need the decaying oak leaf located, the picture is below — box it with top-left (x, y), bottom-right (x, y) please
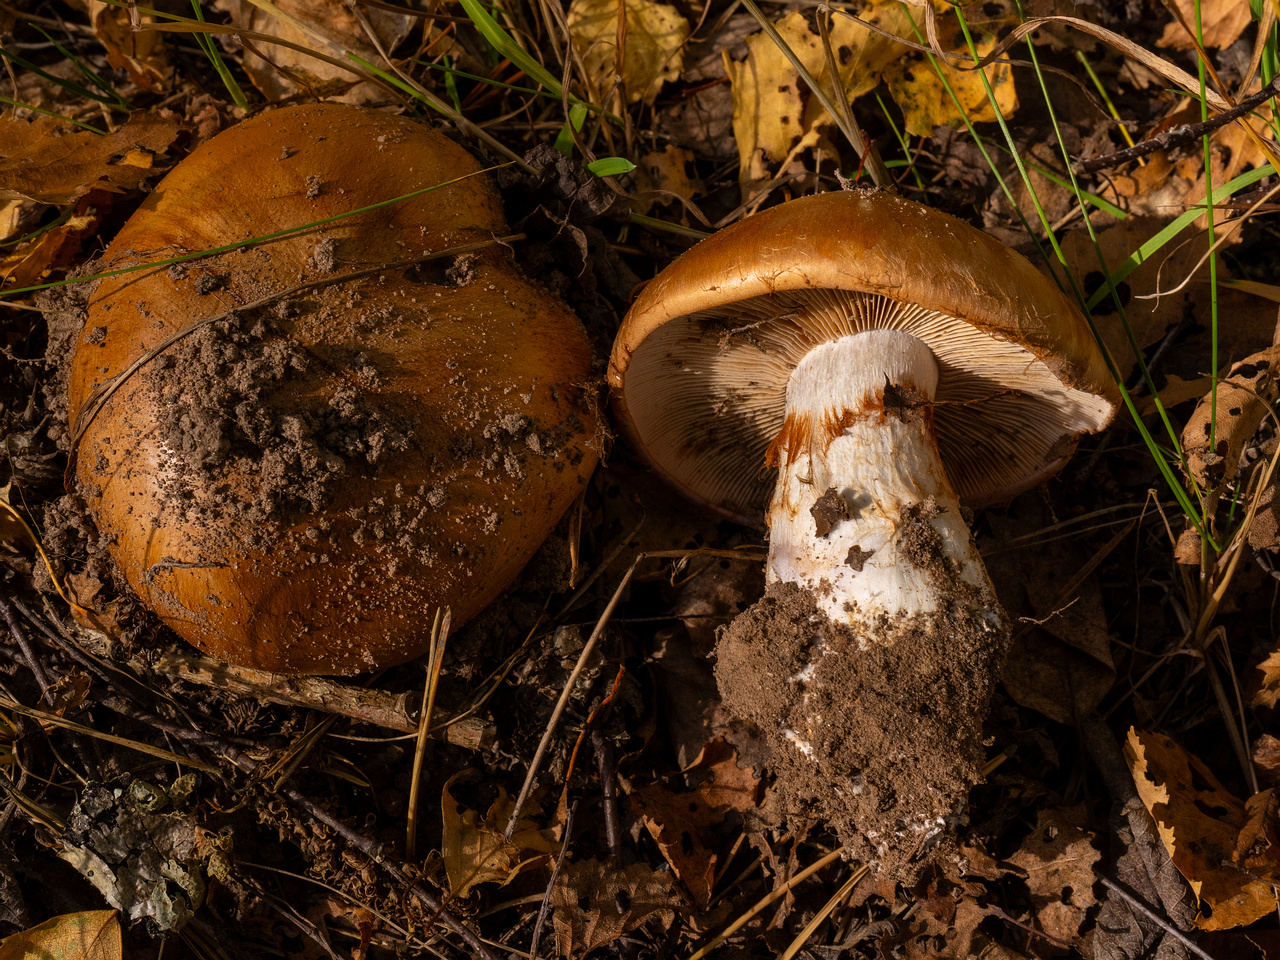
top-left (0, 113), bottom-right (184, 206)
top-left (633, 145), bottom-right (705, 216)
top-left (1157, 0), bottom-right (1252, 51)
top-left (567, 0), bottom-right (689, 105)
top-left (1007, 806), bottom-right (1100, 944)
top-left (1125, 728), bottom-right (1280, 929)
top-left (985, 507), bottom-right (1116, 723)
top-left (440, 772), bottom-right (559, 898)
top-left (212, 0), bottom-right (416, 104)
top-left (0, 910), bottom-right (121, 960)
top-left (626, 737), bottom-right (762, 908)
top-left (1180, 348), bottom-right (1280, 496)
top-left (551, 859), bottom-right (677, 955)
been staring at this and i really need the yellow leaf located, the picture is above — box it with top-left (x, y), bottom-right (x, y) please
top-left (567, 0), bottom-right (689, 105)
top-left (0, 910), bottom-right (121, 960)
top-left (724, 1), bottom-right (1018, 181)
top-left (724, 10), bottom-right (903, 183)
top-left (881, 4), bottom-right (1018, 137)
top-left (1125, 728), bottom-right (1280, 930)
top-left (440, 772), bottom-right (558, 898)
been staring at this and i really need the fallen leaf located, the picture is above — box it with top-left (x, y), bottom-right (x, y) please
top-left (1007, 806), bottom-right (1101, 942)
top-left (1125, 728), bottom-right (1280, 929)
top-left (550, 859), bottom-right (677, 955)
top-left (1180, 348), bottom-right (1280, 495)
top-left (1255, 650), bottom-right (1280, 710)
top-left (986, 504), bottom-right (1116, 724)
top-left (1057, 218), bottom-right (1277, 380)
top-left (568, 0), bottom-right (690, 105)
top-left (633, 145), bottom-right (704, 216)
top-left (0, 910), bottom-right (121, 960)
top-left (1157, 0), bottom-right (1253, 50)
top-left (71, 1), bottom-right (168, 92)
top-left (724, 1), bottom-right (1017, 186)
top-left (0, 112), bottom-right (185, 206)
top-left (882, 2), bottom-right (1018, 137)
top-left (212, 0), bottom-right (416, 105)
top-left (440, 771), bottom-right (559, 898)
top-left (627, 737), bottom-right (762, 907)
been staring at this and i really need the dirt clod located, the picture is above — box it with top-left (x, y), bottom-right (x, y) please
top-left (714, 570), bottom-right (1006, 879)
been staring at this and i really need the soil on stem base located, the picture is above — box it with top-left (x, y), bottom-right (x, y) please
top-left (713, 559), bottom-right (1008, 878)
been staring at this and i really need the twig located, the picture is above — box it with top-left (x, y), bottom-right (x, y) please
top-left (529, 799), bottom-right (576, 960)
top-left (150, 651), bottom-right (493, 748)
top-left (1076, 76), bottom-right (1280, 174)
top-left (592, 725), bottom-right (621, 863)
top-left (280, 785), bottom-right (498, 960)
top-left (505, 554), bottom-right (644, 840)
top-left (0, 595), bottom-right (52, 706)
top-left (1094, 874), bottom-right (1216, 960)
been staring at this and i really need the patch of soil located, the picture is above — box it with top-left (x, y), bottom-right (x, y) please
top-left (145, 310), bottom-right (413, 544)
top-left (714, 534), bottom-right (1008, 878)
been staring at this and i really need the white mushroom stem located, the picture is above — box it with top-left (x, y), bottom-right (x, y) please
top-left (766, 329), bottom-right (1003, 642)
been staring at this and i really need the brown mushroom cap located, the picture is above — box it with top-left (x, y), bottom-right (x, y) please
top-left (608, 190), bottom-right (1119, 524)
top-left (69, 104), bottom-right (598, 674)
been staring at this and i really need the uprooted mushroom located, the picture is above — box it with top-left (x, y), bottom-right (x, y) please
top-left (609, 189), bottom-right (1119, 874)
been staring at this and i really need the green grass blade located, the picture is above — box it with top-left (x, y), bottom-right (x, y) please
top-left (190, 0), bottom-right (248, 108)
top-left (29, 25), bottom-right (131, 109)
top-left (0, 97), bottom-right (108, 134)
top-left (456, 0), bottom-right (563, 95)
top-left (0, 46), bottom-right (122, 109)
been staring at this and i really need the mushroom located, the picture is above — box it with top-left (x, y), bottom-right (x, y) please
top-left (68, 104), bottom-right (598, 674)
top-left (608, 190), bottom-right (1118, 871)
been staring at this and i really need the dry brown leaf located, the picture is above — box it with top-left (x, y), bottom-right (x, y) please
top-left (1157, 0), bottom-right (1253, 50)
top-left (68, 1), bottom-right (168, 92)
top-left (1255, 650), bottom-right (1280, 709)
top-left (1007, 806), bottom-right (1100, 943)
top-left (440, 772), bottom-right (559, 898)
top-left (550, 859), bottom-right (677, 956)
top-left (0, 113), bottom-right (185, 206)
top-left (568, 0), bottom-right (689, 106)
top-left (1, 205), bottom-right (104, 290)
top-left (212, 0), bottom-right (415, 105)
top-left (1180, 348), bottom-right (1280, 494)
top-left (0, 910), bottom-right (121, 960)
top-left (986, 506), bottom-right (1116, 724)
top-left (628, 737), bottom-right (761, 907)
top-left (1125, 728), bottom-right (1280, 930)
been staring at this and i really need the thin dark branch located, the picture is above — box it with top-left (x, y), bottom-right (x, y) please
top-left (0, 596), bottom-right (52, 706)
top-left (530, 799), bottom-right (576, 960)
top-left (1095, 874), bottom-right (1216, 960)
top-left (1076, 76), bottom-right (1280, 174)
